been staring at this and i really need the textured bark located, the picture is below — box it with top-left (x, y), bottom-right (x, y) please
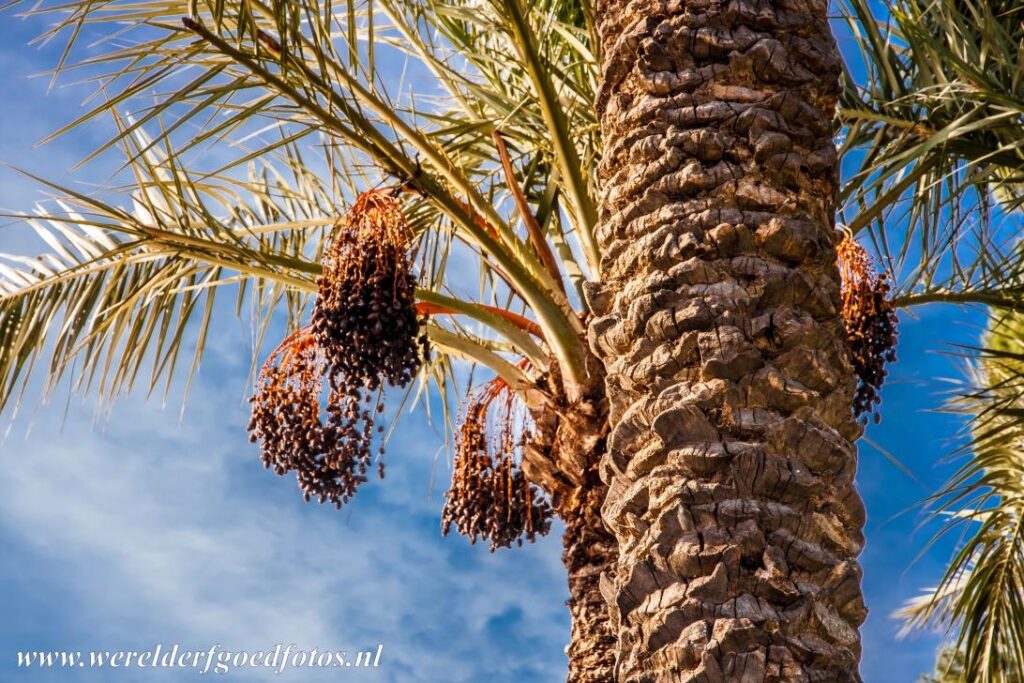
top-left (588, 0), bottom-right (868, 681)
top-left (564, 470), bottom-right (618, 683)
top-left (526, 364), bottom-right (618, 683)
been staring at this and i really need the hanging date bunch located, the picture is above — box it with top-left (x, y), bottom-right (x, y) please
top-left (312, 190), bottom-right (427, 389)
top-left (247, 329), bottom-right (382, 507)
top-left (441, 379), bottom-right (552, 552)
top-left (248, 191), bottom-right (428, 507)
top-left (837, 232), bottom-right (899, 421)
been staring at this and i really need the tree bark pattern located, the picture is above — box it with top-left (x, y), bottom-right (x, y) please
top-left (564, 469), bottom-right (619, 683)
top-left (588, 0), bottom-right (868, 680)
top-left (529, 364), bottom-right (618, 683)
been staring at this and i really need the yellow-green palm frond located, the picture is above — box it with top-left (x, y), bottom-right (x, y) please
top-left (1, 0), bottom-right (605, 413)
top-left (897, 310), bottom-right (1024, 683)
top-left (0, 120), bottom-right (549, 416)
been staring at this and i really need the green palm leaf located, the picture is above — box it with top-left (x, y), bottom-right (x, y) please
top-left (897, 312), bottom-right (1024, 683)
top-left (840, 0), bottom-right (1024, 312)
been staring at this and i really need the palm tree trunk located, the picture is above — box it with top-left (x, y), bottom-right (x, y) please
top-left (563, 471), bottom-right (617, 683)
top-left (529, 377), bottom-right (618, 682)
top-left (588, 0), bottom-right (869, 680)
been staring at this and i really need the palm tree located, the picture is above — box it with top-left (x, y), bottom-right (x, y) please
top-left (0, 1), bottom-right (616, 680)
top-left (2, 0), bottom-right (1023, 681)
top-left (839, 0), bottom-right (1024, 312)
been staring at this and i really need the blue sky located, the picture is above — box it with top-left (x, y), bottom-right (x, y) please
top-left (0, 7), bottom-right (988, 683)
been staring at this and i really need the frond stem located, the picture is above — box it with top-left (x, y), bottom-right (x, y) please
top-left (894, 290), bottom-right (1024, 309)
top-left (426, 324), bottom-right (532, 391)
top-left (503, 0), bottom-right (600, 276)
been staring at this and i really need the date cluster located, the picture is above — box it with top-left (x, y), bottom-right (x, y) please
top-left (837, 233), bottom-right (899, 421)
top-left (247, 192), bottom-right (426, 507)
top-left (441, 383), bottom-right (552, 552)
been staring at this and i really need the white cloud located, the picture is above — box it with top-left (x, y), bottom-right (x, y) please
top-left (0, 346), bottom-right (571, 682)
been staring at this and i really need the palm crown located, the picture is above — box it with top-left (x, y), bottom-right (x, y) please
top-left (0, 0), bottom-right (602, 523)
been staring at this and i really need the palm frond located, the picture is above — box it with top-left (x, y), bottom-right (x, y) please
top-left (840, 0), bottom-right (1024, 312)
top-left (897, 310), bottom-right (1024, 683)
top-left (0, 128), bottom-right (325, 409)
top-left (11, 0), bottom-right (602, 387)
top-left (0, 121), bottom-right (550, 414)
top-left (0, 0), bottom-right (614, 412)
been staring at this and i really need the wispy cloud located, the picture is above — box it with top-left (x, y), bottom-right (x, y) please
top-left (0, 342), bottom-right (571, 682)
